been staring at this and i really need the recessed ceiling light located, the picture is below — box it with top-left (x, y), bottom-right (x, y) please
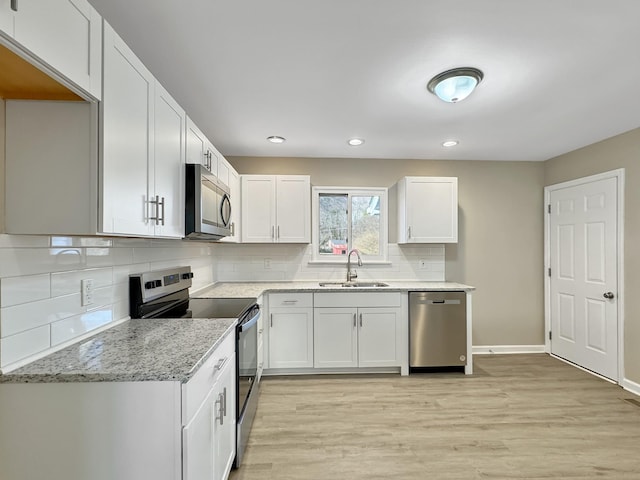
top-left (267, 136), bottom-right (286, 144)
top-left (442, 140), bottom-right (459, 147)
top-left (348, 138), bottom-right (365, 146)
top-left (427, 67), bottom-right (484, 103)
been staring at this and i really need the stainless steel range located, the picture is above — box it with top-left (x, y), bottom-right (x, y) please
top-left (129, 266), bottom-right (261, 468)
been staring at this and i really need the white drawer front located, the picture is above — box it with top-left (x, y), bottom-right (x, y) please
top-left (182, 331), bottom-right (235, 424)
top-left (268, 292), bottom-right (313, 308)
top-left (314, 292), bottom-right (401, 308)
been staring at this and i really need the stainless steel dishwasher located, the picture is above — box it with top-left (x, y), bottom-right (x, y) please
top-left (409, 291), bottom-right (467, 370)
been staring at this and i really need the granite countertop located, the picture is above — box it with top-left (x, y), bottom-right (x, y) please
top-left (194, 281), bottom-right (475, 299)
top-left (0, 317), bottom-right (236, 384)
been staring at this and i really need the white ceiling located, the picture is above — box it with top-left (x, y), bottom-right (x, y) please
top-left (87, 0), bottom-right (640, 161)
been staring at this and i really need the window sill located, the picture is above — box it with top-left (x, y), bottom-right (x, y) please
top-left (307, 260), bottom-right (392, 266)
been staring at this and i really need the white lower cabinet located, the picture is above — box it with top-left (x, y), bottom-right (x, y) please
top-left (0, 332), bottom-right (236, 480)
top-left (266, 293), bottom-right (314, 369)
top-left (314, 306), bottom-right (402, 369)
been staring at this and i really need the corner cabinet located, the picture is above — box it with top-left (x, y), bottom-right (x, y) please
top-left (0, 0), bottom-right (102, 100)
top-left (241, 175), bottom-right (311, 243)
top-left (5, 20), bottom-right (186, 238)
top-left (397, 176), bottom-right (458, 243)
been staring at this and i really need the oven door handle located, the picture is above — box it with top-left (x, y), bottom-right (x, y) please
top-left (238, 308), bottom-right (260, 332)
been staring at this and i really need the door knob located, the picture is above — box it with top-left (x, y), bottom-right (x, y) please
top-left (603, 292), bottom-right (615, 299)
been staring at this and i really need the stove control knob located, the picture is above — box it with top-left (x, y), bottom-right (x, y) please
top-left (144, 281), bottom-right (155, 290)
top-left (182, 272), bottom-right (194, 280)
top-left (154, 280), bottom-right (162, 288)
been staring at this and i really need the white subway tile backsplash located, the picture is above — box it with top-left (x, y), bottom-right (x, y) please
top-left (50, 308), bottom-right (113, 346)
top-left (0, 234), bottom-right (216, 370)
top-left (0, 325), bottom-right (50, 366)
top-left (0, 274), bottom-right (51, 307)
top-left (51, 268), bottom-right (113, 297)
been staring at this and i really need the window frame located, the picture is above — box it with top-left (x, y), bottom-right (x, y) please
top-left (311, 186), bottom-right (389, 264)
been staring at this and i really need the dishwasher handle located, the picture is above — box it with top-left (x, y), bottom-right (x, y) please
top-left (415, 299), bottom-right (462, 305)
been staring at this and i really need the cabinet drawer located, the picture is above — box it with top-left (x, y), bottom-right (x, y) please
top-left (182, 331), bottom-right (235, 424)
top-left (269, 292), bottom-right (313, 308)
top-left (314, 292), bottom-right (401, 308)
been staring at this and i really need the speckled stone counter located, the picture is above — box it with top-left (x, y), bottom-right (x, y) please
top-left (0, 317), bottom-right (236, 384)
top-left (193, 281), bottom-right (475, 299)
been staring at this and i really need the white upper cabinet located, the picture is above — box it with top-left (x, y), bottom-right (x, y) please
top-left (397, 176), bottom-right (458, 243)
top-left (101, 21), bottom-right (185, 238)
top-left (153, 83), bottom-right (186, 238)
top-left (100, 21), bottom-right (155, 236)
top-left (1, 0), bottom-right (102, 99)
top-left (241, 175), bottom-right (311, 243)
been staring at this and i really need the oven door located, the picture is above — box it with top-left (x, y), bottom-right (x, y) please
top-left (235, 305), bottom-right (260, 468)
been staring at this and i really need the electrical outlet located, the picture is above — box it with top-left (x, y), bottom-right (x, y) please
top-left (418, 260), bottom-right (427, 269)
top-left (81, 279), bottom-right (94, 306)
top-left (264, 258), bottom-right (272, 269)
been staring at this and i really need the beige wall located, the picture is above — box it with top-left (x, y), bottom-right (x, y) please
top-left (230, 156), bottom-right (546, 347)
top-left (544, 127), bottom-right (640, 384)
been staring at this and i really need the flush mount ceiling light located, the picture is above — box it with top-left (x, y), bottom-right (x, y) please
top-left (442, 140), bottom-right (459, 147)
top-left (427, 67), bottom-right (484, 103)
top-left (267, 135), bottom-right (286, 144)
top-left (348, 138), bottom-right (365, 146)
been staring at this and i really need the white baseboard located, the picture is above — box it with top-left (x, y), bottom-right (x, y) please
top-left (473, 345), bottom-right (546, 355)
top-left (621, 378), bottom-right (640, 398)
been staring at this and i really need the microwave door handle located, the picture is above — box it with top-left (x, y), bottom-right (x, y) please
top-left (220, 193), bottom-right (231, 226)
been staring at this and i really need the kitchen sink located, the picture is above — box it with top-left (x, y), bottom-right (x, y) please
top-left (318, 282), bottom-right (389, 288)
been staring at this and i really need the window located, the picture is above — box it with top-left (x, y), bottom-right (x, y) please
top-left (312, 186), bottom-right (388, 262)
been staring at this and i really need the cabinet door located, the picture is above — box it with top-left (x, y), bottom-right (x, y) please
top-left (358, 308), bottom-right (401, 367)
top-left (213, 353), bottom-right (236, 480)
top-left (241, 175), bottom-right (277, 243)
top-left (153, 83), bottom-right (185, 238)
top-left (0, 1), bottom-right (15, 36)
top-left (12, 0), bottom-right (101, 99)
top-left (314, 308), bottom-right (358, 368)
top-left (100, 21), bottom-right (154, 236)
top-left (268, 308), bottom-right (314, 368)
top-left (186, 117), bottom-right (207, 167)
top-left (404, 177), bottom-right (458, 243)
top-left (276, 175), bottom-right (310, 243)
top-left (182, 388), bottom-right (215, 480)
top-left (217, 156), bottom-right (230, 188)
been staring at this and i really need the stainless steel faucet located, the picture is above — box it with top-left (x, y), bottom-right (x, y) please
top-left (346, 248), bottom-right (363, 283)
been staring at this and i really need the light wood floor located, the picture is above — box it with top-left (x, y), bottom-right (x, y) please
top-left (230, 355), bottom-right (640, 479)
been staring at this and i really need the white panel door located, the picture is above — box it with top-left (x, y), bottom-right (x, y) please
top-left (276, 175), bottom-right (310, 243)
top-left (186, 117), bottom-right (207, 166)
top-left (13, 0), bottom-right (102, 98)
top-left (549, 176), bottom-right (618, 380)
top-left (213, 353), bottom-right (236, 480)
top-left (358, 308), bottom-right (401, 367)
top-left (268, 309), bottom-right (314, 368)
top-left (241, 175), bottom-right (276, 242)
top-left (153, 83), bottom-right (185, 238)
top-left (100, 21), bottom-right (154, 236)
top-left (182, 389), bottom-right (215, 480)
top-left (314, 308), bottom-right (358, 368)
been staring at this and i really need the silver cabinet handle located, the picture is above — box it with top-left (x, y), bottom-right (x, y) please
top-left (230, 222), bottom-right (235, 236)
top-left (214, 357), bottom-right (228, 371)
top-left (277, 225), bottom-right (280, 239)
top-left (353, 313), bottom-right (356, 328)
top-left (282, 300), bottom-right (298, 305)
top-left (408, 226), bottom-right (412, 239)
top-left (359, 313), bottom-right (363, 327)
top-left (271, 225), bottom-right (275, 239)
top-left (11, 0), bottom-right (17, 11)
top-left (215, 393), bottom-right (224, 425)
top-left (222, 386), bottom-right (227, 418)
top-left (149, 195), bottom-right (165, 225)
top-left (603, 292), bottom-right (615, 299)
top-left (270, 313), bottom-right (273, 327)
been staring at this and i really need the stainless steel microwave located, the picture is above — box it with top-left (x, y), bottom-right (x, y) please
top-left (185, 163), bottom-right (232, 240)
